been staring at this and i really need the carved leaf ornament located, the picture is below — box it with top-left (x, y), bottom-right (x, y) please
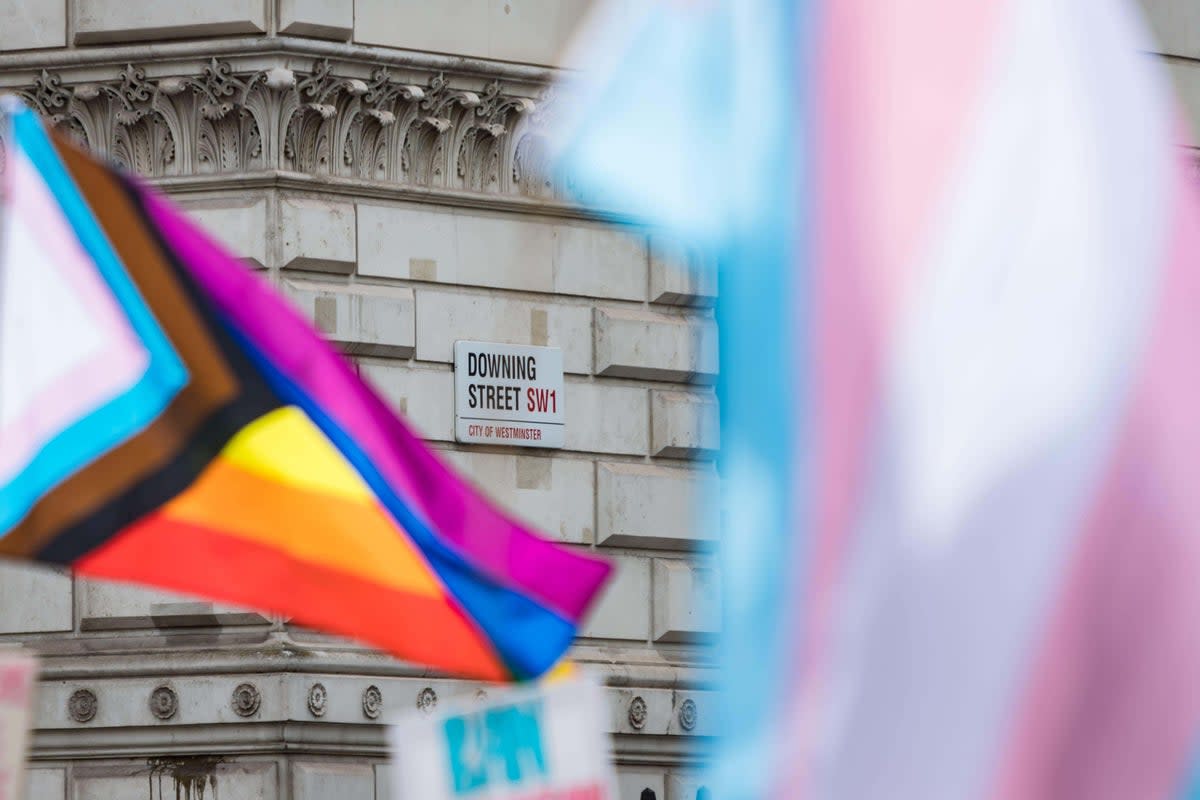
top-left (17, 60), bottom-right (554, 197)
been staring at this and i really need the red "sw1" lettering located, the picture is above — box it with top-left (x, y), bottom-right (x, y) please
top-left (527, 388), bottom-right (557, 414)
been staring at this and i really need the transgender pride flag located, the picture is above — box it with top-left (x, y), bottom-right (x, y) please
top-left (558, 0), bottom-right (1200, 797)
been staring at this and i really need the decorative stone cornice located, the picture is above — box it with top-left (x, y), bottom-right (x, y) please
top-left (30, 639), bottom-right (715, 691)
top-left (30, 670), bottom-right (714, 767)
top-left (11, 57), bottom-right (563, 202)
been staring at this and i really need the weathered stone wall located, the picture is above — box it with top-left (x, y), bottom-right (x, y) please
top-left (0, 2), bottom-right (716, 798)
top-left (1, 0), bottom-right (603, 62)
top-left (1142, 0), bottom-right (1200, 156)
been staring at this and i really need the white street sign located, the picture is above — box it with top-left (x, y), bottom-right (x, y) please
top-left (454, 341), bottom-right (564, 449)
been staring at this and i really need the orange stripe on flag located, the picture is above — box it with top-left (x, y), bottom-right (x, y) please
top-left (159, 456), bottom-right (443, 598)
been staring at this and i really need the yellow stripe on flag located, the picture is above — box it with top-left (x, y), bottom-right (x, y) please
top-left (222, 406), bottom-right (373, 503)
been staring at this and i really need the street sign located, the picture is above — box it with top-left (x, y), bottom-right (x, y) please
top-left (388, 673), bottom-right (615, 800)
top-left (454, 341), bottom-right (564, 449)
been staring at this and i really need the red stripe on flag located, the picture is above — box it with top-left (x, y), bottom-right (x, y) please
top-left (77, 514), bottom-right (510, 681)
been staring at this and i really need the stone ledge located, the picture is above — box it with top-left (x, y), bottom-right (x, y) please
top-left (0, 36), bottom-right (557, 84)
top-left (31, 728), bottom-right (710, 768)
top-left (28, 640), bottom-right (715, 689)
top-left (156, 170), bottom-right (618, 223)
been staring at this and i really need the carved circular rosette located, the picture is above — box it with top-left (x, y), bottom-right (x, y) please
top-left (416, 687), bottom-right (438, 715)
top-left (628, 696), bottom-right (648, 731)
top-left (678, 698), bottom-right (698, 732)
top-left (231, 683), bottom-right (261, 717)
top-left (68, 689), bottom-right (97, 723)
top-left (149, 685), bottom-right (178, 721)
top-left (362, 685), bottom-right (383, 720)
top-left (307, 683), bottom-right (327, 718)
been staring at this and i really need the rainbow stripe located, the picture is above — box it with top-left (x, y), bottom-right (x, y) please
top-left (0, 102), bottom-right (611, 682)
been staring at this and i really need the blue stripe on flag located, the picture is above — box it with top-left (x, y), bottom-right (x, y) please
top-left (0, 109), bottom-right (188, 535)
top-left (553, 0), bottom-right (812, 794)
top-left (710, 3), bottom-right (810, 798)
top-left (1175, 731), bottom-right (1200, 799)
top-left (224, 322), bottom-right (575, 681)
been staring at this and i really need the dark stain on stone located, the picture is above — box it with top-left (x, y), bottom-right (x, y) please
top-left (147, 756), bottom-right (222, 800)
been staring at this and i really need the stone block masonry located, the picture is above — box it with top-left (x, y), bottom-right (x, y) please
top-left (653, 560), bottom-right (721, 643)
top-left (595, 307), bottom-right (719, 383)
top-left (416, 289), bottom-right (595, 373)
top-left (280, 197), bottom-right (357, 274)
top-left (0, 2), bottom-right (66, 51)
top-left (441, 451), bottom-right (596, 545)
top-left (74, 0), bottom-right (267, 43)
top-left (597, 463), bottom-right (717, 550)
top-left (651, 390), bottom-right (720, 459)
top-left (283, 280), bottom-right (416, 358)
top-left (358, 202), bottom-right (648, 301)
top-left (0, 28), bottom-right (722, 799)
top-left (179, 195), bottom-right (270, 269)
top-left (278, 0), bottom-right (354, 40)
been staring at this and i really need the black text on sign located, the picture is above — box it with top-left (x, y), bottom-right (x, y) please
top-left (453, 341), bottom-right (564, 449)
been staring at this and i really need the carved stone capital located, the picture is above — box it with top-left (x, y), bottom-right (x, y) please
top-left (14, 58), bottom-right (561, 200)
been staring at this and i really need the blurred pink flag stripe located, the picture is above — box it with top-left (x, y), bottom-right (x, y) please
top-left (786, 1), bottom-right (1200, 798)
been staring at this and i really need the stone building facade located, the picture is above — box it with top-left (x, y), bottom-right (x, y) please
top-left (1145, 0), bottom-right (1200, 140)
top-left (0, 2), bottom-right (719, 798)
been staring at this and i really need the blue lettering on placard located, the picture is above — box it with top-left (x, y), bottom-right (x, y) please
top-left (443, 699), bottom-right (548, 795)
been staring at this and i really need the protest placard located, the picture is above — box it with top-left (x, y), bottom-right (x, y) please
top-left (388, 673), bottom-right (615, 800)
top-left (0, 653), bottom-right (36, 800)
